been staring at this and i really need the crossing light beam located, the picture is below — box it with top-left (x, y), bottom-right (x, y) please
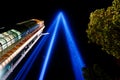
top-left (38, 11), bottom-right (85, 80)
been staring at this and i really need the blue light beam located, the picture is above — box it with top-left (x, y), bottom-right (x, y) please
top-left (14, 35), bottom-right (48, 80)
top-left (18, 36), bottom-right (49, 80)
top-left (38, 11), bottom-right (85, 80)
top-left (39, 12), bottom-right (62, 80)
top-left (61, 12), bottom-right (85, 80)
top-left (14, 17), bottom-right (58, 80)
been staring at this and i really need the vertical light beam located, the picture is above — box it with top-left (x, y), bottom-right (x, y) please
top-left (18, 35), bottom-right (49, 80)
top-left (61, 12), bottom-right (85, 80)
top-left (39, 12), bottom-right (62, 80)
top-left (14, 35), bottom-right (48, 80)
top-left (14, 17), bottom-right (58, 80)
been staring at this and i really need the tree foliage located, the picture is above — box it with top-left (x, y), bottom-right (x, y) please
top-left (86, 0), bottom-right (120, 59)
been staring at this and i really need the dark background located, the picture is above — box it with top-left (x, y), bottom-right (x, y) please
top-left (1, 0), bottom-right (120, 80)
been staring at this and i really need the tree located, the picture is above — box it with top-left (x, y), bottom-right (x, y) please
top-left (86, 0), bottom-right (120, 59)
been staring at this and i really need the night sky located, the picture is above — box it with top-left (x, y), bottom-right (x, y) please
top-left (0, 0), bottom-right (120, 80)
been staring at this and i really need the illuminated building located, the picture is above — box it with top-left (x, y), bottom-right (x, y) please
top-left (0, 19), bottom-right (46, 80)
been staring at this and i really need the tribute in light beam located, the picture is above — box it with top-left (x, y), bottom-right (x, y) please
top-left (14, 35), bottom-right (48, 80)
top-left (14, 18), bottom-right (58, 80)
top-left (39, 12), bottom-right (62, 80)
top-left (61, 12), bottom-right (85, 80)
top-left (38, 11), bottom-right (85, 80)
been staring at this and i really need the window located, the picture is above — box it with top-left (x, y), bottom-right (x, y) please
top-left (0, 38), bottom-right (7, 50)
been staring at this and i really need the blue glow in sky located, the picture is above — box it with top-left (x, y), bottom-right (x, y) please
top-left (14, 11), bottom-right (85, 80)
top-left (61, 12), bottom-right (85, 80)
top-left (39, 12), bottom-right (61, 80)
top-left (14, 33), bottom-right (49, 80)
top-left (14, 16), bottom-right (58, 80)
top-left (38, 11), bottom-right (85, 80)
